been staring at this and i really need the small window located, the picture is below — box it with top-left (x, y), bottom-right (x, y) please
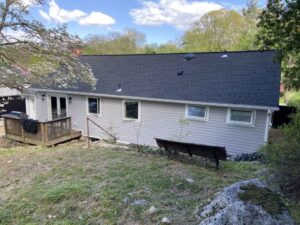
top-left (88, 97), bottom-right (100, 114)
top-left (228, 109), bottom-right (255, 125)
top-left (186, 105), bottom-right (207, 120)
top-left (124, 101), bottom-right (139, 120)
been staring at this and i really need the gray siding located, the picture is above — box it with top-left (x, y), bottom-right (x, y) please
top-left (34, 94), bottom-right (49, 122)
top-left (29, 93), bottom-right (268, 155)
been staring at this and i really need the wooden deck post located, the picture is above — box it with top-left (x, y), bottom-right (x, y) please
top-left (69, 117), bottom-right (72, 136)
top-left (87, 117), bottom-right (90, 148)
top-left (41, 123), bottom-right (45, 144)
top-left (21, 126), bottom-right (25, 144)
top-left (4, 118), bottom-right (8, 139)
top-left (45, 123), bottom-right (48, 146)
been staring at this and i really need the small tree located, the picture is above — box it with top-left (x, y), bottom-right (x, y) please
top-left (182, 9), bottom-right (258, 52)
top-left (0, 0), bottom-right (96, 91)
top-left (257, 0), bottom-right (300, 90)
top-left (261, 110), bottom-right (300, 196)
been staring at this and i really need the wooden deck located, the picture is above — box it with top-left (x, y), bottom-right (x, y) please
top-left (2, 116), bottom-right (81, 146)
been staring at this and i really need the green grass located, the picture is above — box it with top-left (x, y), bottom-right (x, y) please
top-left (0, 142), bottom-right (265, 225)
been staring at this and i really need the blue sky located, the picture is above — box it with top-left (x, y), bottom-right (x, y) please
top-left (28, 0), bottom-right (267, 44)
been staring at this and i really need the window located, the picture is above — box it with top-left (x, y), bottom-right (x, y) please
top-left (186, 105), bottom-right (208, 120)
top-left (88, 97), bottom-right (100, 114)
top-left (227, 109), bottom-right (255, 125)
top-left (124, 101), bottom-right (139, 120)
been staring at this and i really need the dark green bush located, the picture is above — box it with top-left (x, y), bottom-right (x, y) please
top-left (261, 110), bottom-right (300, 197)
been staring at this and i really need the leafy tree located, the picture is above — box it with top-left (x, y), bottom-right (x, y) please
top-left (144, 41), bottom-right (181, 54)
top-left (238, 0), bottom-right (262, 50)
top-left (262, 110), bottom-right (300, 196)
top-left (182, 9), bottom-right (252, 52)
top-left (0, 0), bottom-right (96, 91)
top-left (242, 0), bottom-right (261, 21)
top-left (83, 29), bottom-right (146, 55)
top-left (257, 0), bottom-right (300, 89)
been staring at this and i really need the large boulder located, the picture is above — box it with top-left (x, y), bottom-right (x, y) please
top-left (198, 179), bottom-right (294, 225)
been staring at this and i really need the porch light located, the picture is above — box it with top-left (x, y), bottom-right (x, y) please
top-left (41, 94), bottom-right (46, 101)
top-left (68, 96), bottom-right (72, 104)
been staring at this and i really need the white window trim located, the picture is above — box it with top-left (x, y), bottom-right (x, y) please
top-left (226, 108), bottom-right (256, 127)
top-left (123, 100), bottom-right (141, 122)
top-left (86, 96), bottom-right (101, 116)
top-left (185, 105), bottom-right (209, 121)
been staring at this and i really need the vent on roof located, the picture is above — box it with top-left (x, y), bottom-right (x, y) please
top-left (116, 84), bottom-right (122, 93)
top-left (177, 70), bottom-right (184, 76)
top-left (184, 53), bottom-right (195, 61)
top-left (221, 54), bottom-right (228, 58)
top-left (221, 50), bottom-right (228, 58)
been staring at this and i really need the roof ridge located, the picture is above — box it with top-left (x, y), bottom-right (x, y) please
top-left (80, 50), bottom-right (276, 57)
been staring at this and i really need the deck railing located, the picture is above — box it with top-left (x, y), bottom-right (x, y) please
top-left (3, 116), bottom-right (80, 146)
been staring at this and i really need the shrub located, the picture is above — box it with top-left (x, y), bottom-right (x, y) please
top-left (287, 92), bottom-right (300, 107)
top-left (234, 152), bottom-right (265, 162)
top-left (261, 110), bottom-right (300, 197)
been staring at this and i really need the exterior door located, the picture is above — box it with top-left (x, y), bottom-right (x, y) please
top-left (25, 95), bottom-right (36, 119)
top-left (50, 96), bottom-right (67, 120)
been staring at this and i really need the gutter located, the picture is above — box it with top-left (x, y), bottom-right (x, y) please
top-left (27, 88), bottom-right (279, 111)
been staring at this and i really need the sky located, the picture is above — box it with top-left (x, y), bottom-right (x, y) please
top-left (26, 0), bottom-right (267, 44)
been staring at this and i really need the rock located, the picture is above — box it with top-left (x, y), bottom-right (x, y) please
top-left (186, 178), bottom-right (194, 183)
top-left (161, 217), bottom-right (171, 224)
top-left (198, 179), bottom-right (294, 225)
top-left (266, 174), bottom-right (282, 194)
top-left (132, 199), bottom-right (148, 206)
top-left (122, 196), bottom-right (129, 204)
top-left (148, 206), bottom-right (157, 214)
top-left (47, 215), bottom-right (56, 219)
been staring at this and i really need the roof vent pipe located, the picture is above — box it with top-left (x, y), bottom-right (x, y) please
top-left (221, 50), bottom-right (228, 58)
top-left (184, 53), bottom-right (195, 61)
top-left (116, 84), bottom-right (122, 92)
top-left (177, 70), bottom-right (184, 76)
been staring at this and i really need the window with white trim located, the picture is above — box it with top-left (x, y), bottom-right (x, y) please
top-left (124, 101), bottom-right (139, 120)
top-left (88, 97), bottom-right (100, 114)
top-left (186, 105), bottom-right (208, 120)
top-left (227, 109), bottom-right (255, 125)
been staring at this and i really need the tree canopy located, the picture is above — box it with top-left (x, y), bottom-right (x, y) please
top-left (257, 0), bottom-right (300, 90)
top-left (83, 29), bottom-right (146, 55)
top-left (0, 0), bottom-right (96, 91)
top-left (181, 7), bottom-right (260, 52)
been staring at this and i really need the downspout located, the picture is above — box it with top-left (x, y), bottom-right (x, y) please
top-left (264, 109), bottom-right (272, 143)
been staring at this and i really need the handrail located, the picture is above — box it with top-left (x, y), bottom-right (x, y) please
top-left (42, 117), bottom-right (71, 124)
top-left (86, 117), bottom-right (117, 148)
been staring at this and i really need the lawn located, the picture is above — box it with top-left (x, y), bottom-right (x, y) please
top-left (0, 141), bottom-right (264, 225)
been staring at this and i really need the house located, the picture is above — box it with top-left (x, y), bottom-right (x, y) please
top-left (0, 88), bottom-right (25, 116)
top-left (24, 50), bottom-right (280, 155)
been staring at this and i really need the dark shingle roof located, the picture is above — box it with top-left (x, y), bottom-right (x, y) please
top-left (48, 51), bottom-right (281, 108)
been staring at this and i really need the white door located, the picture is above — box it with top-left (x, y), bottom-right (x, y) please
top-left (50, 96), bottom-right (67, 120)
top-left (25, 96), bottom-right (36, 119)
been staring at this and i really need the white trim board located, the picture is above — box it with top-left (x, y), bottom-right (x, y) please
top-left (185, 104), bottom-right (209, 121)
top-left (122, 100), bottom-right (141, 122)
top-left (28, 88), bottom-right (279, 111)
top-left (226, 108), bottom-right (257, 127)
